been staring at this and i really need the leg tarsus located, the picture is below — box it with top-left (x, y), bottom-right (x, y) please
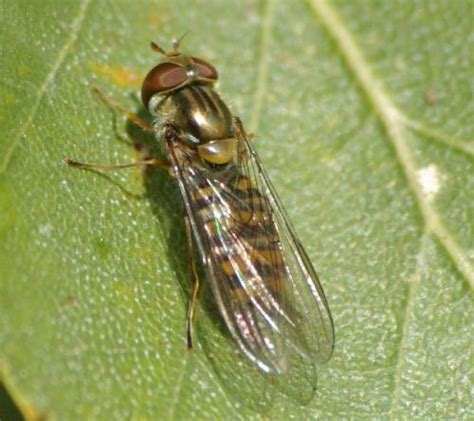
top-left (64, 157), bottom-right (170, 171)
top-left (185, 215), bottom-right (200, 350)
top-left (91, 85), bottom-right (153, 132)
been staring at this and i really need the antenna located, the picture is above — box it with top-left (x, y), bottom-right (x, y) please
top-left (172, 31), bottom-right (189, 52)
top-left (150, 32), bottom-right (190, 57)
top-left (150, 41), bottom-right (166, 55)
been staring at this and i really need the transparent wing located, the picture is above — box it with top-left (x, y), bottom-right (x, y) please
top-left (167, 133), bottom-right (334, 373)
top-left (238, 132), bottom-right (335, 364)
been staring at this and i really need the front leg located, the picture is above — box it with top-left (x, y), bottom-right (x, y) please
top-left (184, 215), bottom-right (201, 350)
top-left (64, 157), bottom-right (170, 171)
top-left (91, 86), bottom-right (153, 133)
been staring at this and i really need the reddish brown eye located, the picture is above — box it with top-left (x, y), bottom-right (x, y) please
top-left (192, 57), bottom-right (218, 81)
top-left (141, 62), bottom-right (188, 107)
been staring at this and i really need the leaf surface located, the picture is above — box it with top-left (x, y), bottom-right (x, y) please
top-left (1, 0), bottom-right (472, 418)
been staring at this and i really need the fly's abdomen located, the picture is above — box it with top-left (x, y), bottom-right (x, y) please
top-left (193, 174), bottom-right (287, 303)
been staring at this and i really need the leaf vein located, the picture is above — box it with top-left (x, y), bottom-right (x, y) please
top-left (308, 0), bottom-right (474, 288)
top-left (400, 115), bottom-right (474, 157)
top-left (166, 357), bottom-right (189, 421)
top-left (388, 234), bottom-right (427, 418)
top-left (249, 0), bottom-right (275, 133)
top-left (0, 0), bottom-right (92, 173)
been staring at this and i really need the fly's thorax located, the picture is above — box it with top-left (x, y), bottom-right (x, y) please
top-left (151, 84), bottom-right (237, 167)
top-left (151, 85), bottom-right (234, 143)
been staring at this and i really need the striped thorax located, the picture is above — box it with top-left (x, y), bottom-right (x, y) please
top-left (155, 85), bottom-right (233, 142)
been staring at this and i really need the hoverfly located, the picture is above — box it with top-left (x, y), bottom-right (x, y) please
top-left (66, 36), bottom-right (335, 374)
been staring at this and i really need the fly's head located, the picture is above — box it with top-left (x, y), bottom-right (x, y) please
top-left (141, 36), bottom-right (218, 113)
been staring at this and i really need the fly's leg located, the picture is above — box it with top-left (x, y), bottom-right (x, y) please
top-left (232, 116), bottom-right (254, 158)
top-left (185, 215), bottom-right (200, 350)
top-left (65, 90), bottom-right (176, 172)
top-left (232, 116), bottom-right (246, 138)
top-left (91, 86), bottom-right (153, 132)
top-left (232, 116), bottom-right (255, 141)
top-left (64, 157), bottom-right (170, 171)
top-left (64, 122), bottom-right (181, 172)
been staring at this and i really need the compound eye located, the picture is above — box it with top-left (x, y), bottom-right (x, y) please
top-left (192, 57), bottom-right (218, 81)
top-left (141, 62), bottom-right (188, 107)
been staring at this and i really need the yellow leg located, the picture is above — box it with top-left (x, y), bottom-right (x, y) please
top-left (184, 215), bottom-right (200, 350)
top-left (64, 157), bottom-right (170, 171)
top-left (91, 86), bottom-right (153, 132)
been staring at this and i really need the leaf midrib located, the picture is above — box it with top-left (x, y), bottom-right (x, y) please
top-left (307, 0), bottom-right (473, 288)
top-left (305, 0), bottom-right (473, 415)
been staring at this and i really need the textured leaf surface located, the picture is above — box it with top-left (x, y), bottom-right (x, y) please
top-left (1, 0), bottom-right (472, 419)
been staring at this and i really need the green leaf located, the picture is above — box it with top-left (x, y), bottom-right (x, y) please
top-left (1, 0), bottom-right (472, 418)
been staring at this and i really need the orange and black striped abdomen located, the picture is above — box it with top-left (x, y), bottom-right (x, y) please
top-left (193, 174), bottom-right (288, 303)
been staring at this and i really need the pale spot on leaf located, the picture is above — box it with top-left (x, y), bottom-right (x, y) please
top-left (417, 164), bottom-right (442, 199)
